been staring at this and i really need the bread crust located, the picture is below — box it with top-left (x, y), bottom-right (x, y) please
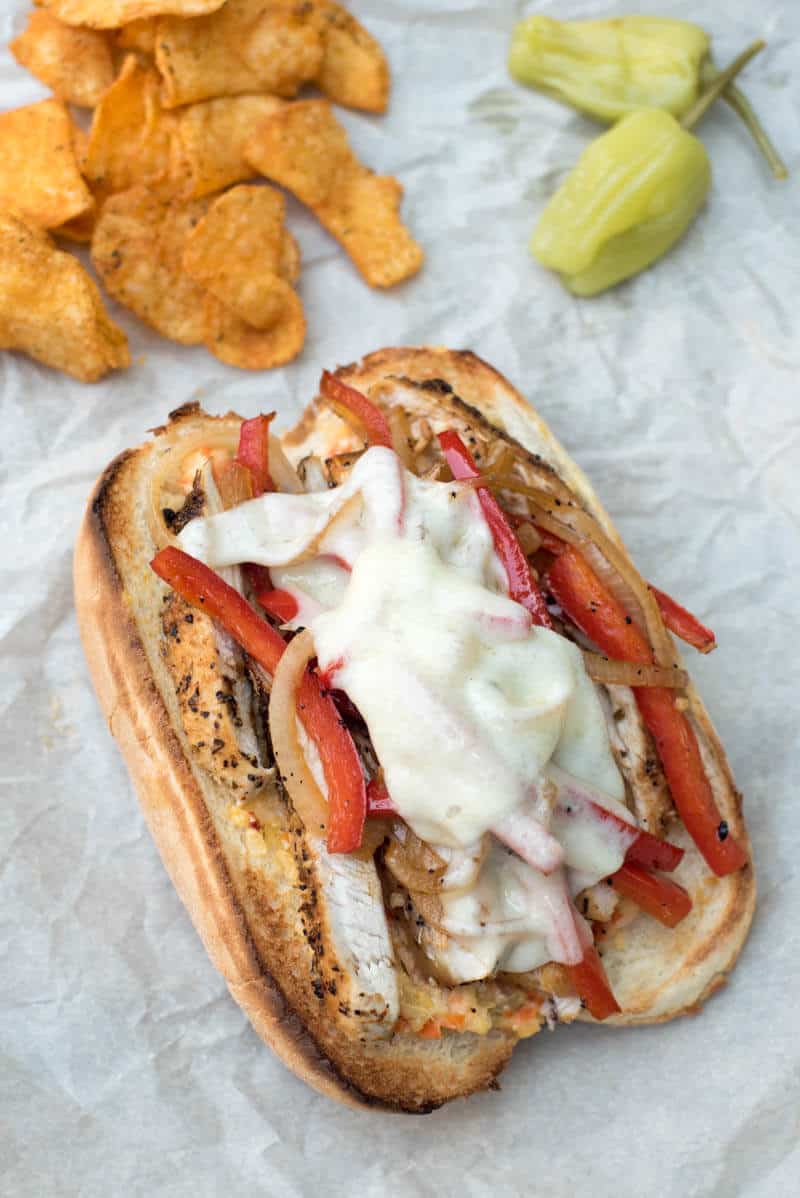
top-left (74, 349), bottom-right (755, 1112)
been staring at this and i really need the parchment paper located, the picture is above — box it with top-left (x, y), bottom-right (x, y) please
top-left (1, 1), bottom-right (798, 1194)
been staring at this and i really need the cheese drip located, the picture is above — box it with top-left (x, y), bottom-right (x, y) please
top-left (178, 446), bottom-right (631, 981)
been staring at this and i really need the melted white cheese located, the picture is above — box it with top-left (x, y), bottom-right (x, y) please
top-left (178, 446), bottom-right (631, 983)
top-left (314, 539), bottom-right (592, 848)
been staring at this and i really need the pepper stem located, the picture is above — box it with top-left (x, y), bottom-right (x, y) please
top-left (701, 62), bottom-right (789, 179)
top-left (681, 40), bottom-right (765, 131)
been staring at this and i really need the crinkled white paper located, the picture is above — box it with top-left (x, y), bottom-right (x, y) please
top-left (2, 1), bottom-right (799, 1193)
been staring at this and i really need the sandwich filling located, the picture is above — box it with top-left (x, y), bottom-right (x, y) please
top-left (179, 445), bottom-right (634, 984)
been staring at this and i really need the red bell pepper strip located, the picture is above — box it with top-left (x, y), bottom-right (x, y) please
top-left (651, 586), bottom-right (716, 654)
top-left (438, 430), bottom-right (553, 629)
top-left (150, 546), bottom-right (366, 854)
top-left (544, 546), bottom-right (747, 877)
top-left (579, 798), bottom-right (684, 872)
top-left (366, 777), bottom-right (397, 816)
top-left (320, 371), bottom-right (393, 449)
top-left (566, 945), bottom-right (621, 1021)
top-left (235, 418), bottom-right (274, 595)
top-left (610, 862), bottom-right (692, 929)
top-left (244, 563), bottom-right (272, 595)
top-left (633, 686), bottom-right (747, 876)
top-left (256, 587), bottom-right (300, 624)
top-left (624, 824), bottom-right (684, 873)
top-left (533, 525), bottom-right (717, 654)
top-left (297, 673), bottom-right (367, 854)
top-left (236, 414), bottom-right (274, 495)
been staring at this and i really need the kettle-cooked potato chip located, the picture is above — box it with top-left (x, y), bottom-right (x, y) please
top-left (40, 0), bottom-right (226, 31)
top-left (52, 122), bottom-right (97, 242)
top-left (85, 56), bottom-right (187, 196)
top-left (0, 213), bottom-right (129, 382)
top-left (177, 95), bottom-right (286, 198)
top-left (156, 0), bottom-right (324, 108)
top-left (245, 100), bottom-right (423, 288)
top-left (70, 119), bottom-right (90, 175)
top-left (91, 186), bottom-right (210, 344)
top-left (55, 206), bottom-right (97, 244)
top-left (182, 184), bottom-right (300, 328)
top-left (203, 291), bottom-right (305, 370)
top-left (315, 1), bottom-right (389, 113)
top-left (10, 11), bottom-right (115, 109)
top-left (279, 229), bottom-right (301, 285)
top-left (0, 99), bottom-right (94, 230)
top-left (115, 17), bottom-right (157, 53)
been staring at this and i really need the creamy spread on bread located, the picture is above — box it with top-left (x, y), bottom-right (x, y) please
top-left (179, 446), bottom-right (634, 983)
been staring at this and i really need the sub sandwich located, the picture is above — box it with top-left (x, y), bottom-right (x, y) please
top-left (74, 347), bottom-right (755, 1112)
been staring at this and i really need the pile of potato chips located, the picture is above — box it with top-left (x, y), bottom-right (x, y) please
top-left (0, 1), bottom-right (423, 382)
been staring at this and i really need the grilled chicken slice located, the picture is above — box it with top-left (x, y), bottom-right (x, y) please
top-left (301, 831), bottom-right (399, 1039)
top-left (161, 593), bottom-right (272, 797)
top-left (603, 684), bottom-right (673, 835)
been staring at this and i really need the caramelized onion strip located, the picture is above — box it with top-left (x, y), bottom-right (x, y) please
top-left (268, 435), bottom-right (304, 494)
top-left (383, 826), bottom-right (446, 894)
top-left (582, 652), bottom-right (688, 689)
top-left (268, 629), bottom-right (329, 837)
top-left (387, 406), bottom-right (415, 470)
top-left (147, 427), bottom-right (240, 550)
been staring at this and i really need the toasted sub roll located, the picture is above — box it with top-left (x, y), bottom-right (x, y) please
top-left (74, 348), bottom-right (755, 1111)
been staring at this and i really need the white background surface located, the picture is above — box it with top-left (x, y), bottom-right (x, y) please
top-left (2, 1), bottom-right (799, 1194)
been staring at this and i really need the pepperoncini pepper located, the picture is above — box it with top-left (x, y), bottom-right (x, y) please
top-left (510, 15), bottom-right (709, 122)
top-left (510, 15), bottom-right (787, 179)
top-left (530, 41), bottom-right (764, 297)
top-left (531, 109), bottom-right (710, 297)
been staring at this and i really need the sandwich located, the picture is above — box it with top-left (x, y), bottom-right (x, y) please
top-left (74, 347), bottom-right (755, 1112)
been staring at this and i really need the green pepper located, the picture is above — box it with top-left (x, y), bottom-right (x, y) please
top-left (510, 15), bottom-right (787, 179)
top-left (530, 41), bottom-right (764, 297)
top-left (509, 15), bottom-right (709, 122)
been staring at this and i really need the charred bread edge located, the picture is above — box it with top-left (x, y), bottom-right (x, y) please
top-left (284, 346), bottom-right (756, 1025)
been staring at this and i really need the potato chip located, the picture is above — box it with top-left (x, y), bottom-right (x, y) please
top-left (182, 185), bottom-right (300, 328)
top-left (244, 100), bottom-right (423, 288)
top-left (55, 206), bottom-right (97, 244)
top-left (280, 229), bottom-right (301, 284)
top-left (85, 56), bottom-right (186, 196)
top-left (314, 1), bottom-right (389, 113)
top-left (156, 0), bottom-right (324, 108)
top-left (40, 0), bottom-right (226, 31)
top-left (91, 186), bottom-right (210, 344)
top-left (177, 95), bottom-right (285, 198)
top-left (0, 212), bottom-right (129, 382)
top-left (203, 291), bottom-right (306, 370)
top-left (0, 99), bottom-right (93, 230)
top-left (52, 122), bottom-right (96, 240)
top-left (10, 11), bottom-right (114, 109)
top-left (115, 18), bottom-right (157, 53)
top-left (70, 119), bottom-right (90, 176)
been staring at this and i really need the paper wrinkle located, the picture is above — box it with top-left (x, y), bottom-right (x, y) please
top-left (1, 0), bottom-right (799, 1193)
